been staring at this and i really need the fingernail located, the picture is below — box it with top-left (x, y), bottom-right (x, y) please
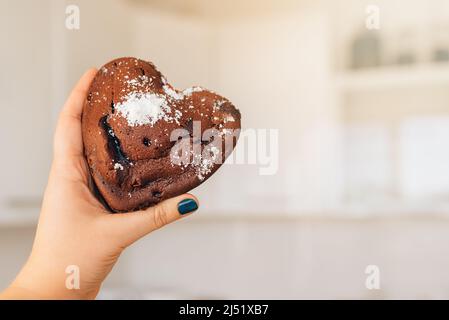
top-left (178, 198), bottom-right (198, 215)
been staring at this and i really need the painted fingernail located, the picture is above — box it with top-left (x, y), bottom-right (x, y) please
top-left (178, 198), bottom-right (198, 215)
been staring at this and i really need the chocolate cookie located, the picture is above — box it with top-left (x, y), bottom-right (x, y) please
top-left (82, 57), bottom-right (241, 212)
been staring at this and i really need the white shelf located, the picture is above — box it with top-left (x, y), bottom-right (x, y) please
top-left (336, 63), bottom-right (449, 91)
top-left (3, 206), bottom-right (449, 228)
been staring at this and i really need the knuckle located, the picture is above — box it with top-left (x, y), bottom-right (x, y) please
top-left (152, 204), bottom-right (169, 229)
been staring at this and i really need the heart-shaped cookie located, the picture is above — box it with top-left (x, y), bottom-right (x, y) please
top-left (82, 57), bottom-right (241, 212)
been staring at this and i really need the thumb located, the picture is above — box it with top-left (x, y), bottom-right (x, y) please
top-left (102, 194), bottom-right (199, 247)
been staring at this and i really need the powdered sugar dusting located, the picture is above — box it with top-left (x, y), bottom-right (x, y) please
top-left (170, 141), bottom-right (222, 181)
top-left (196, 145), bottom-right (220, 180)
top-left (115, 92), bottom-right (181, 126)
top-left (162, 85), bottom-right (204, 101)
top-left (114, 163), bottom-right (124, 171)
top-left (163, 85), bottom-right (184, 100)
top-left (126, 75), bottom-right (151, 88)
top-left (183, 86), bottom-right (204, 96)
top-left (213, 99), bottom-right (227, 112)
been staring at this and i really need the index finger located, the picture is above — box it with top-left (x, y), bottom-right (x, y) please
top-left (54, 68), bottom-right (97, 161)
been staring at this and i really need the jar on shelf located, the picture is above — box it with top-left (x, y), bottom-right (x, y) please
top-left (392, 29), bottom-right (418, 66)
top-left (349, 28), bottom-right (382, 70)
top-left (431, 23), bottom-right (449, 63)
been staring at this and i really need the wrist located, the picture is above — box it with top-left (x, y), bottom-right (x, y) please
top-left (10, 257), bottom-right (98, 300)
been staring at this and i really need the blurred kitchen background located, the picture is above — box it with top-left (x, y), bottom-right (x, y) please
top-left (2, 0), bottom-right (449, 299)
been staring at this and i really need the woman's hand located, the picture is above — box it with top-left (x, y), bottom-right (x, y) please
top-left (0, 69), bottom-right (199, 299)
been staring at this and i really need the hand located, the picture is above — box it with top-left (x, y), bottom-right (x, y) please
top-left (0, 69), bottom-right (199, 300)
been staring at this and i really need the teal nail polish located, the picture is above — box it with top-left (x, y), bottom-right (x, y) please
top-left (178, 199), bottom-right (198, 215)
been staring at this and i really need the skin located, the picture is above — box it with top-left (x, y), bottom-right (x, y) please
top-left (0, 69), bottom-right (198, 299)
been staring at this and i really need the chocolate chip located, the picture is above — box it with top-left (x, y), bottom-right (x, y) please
top-left (182, 118), bottom-right (194, 136)
top-left (152, 190), bottom-right (162, 198)
top-left (143, 137), bottom-right (151, 147)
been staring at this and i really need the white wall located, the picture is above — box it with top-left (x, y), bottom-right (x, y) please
top-left (0, 1), bottom-right (53, 216)
top-left (133, 11), bottom-right (214, 89)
